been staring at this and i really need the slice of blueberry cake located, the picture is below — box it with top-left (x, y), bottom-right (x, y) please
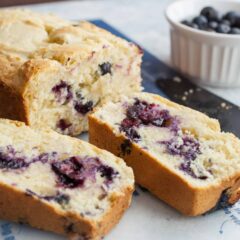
top-left (0, 9), bottom-right (142, 136)
top-left (89, 92), bottom-right (240, 216)
top-left (0, 119), bottom-right (134, 239)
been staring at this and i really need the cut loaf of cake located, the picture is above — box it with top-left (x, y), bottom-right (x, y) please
top-left (0, 9), bottom-right (142, 136)
top-left (89, 92), bottom-right (240, 216)
top-left (0, 119), bottom-right (134, 239)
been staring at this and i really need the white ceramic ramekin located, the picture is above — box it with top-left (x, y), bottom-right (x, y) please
top-left (165, 0), bottom-right (240, 88)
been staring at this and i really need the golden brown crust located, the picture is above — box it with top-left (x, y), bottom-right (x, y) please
top-left (0, 172), bottom-right (133, 239)
top-left (0, 83), bottom-right (27, 122)
top-left (88, 115), bottom-right (240, 216)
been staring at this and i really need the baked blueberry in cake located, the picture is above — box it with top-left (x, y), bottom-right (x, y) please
top-left (0, 119), bottom-right (134, 239)
top-left (0, 9), bottom-right (142, 136)
top-left (89, 92), bottom-right (240, 216)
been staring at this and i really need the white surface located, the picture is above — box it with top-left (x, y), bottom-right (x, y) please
top-left (166, 0), bottom-right (240, 87)
top-left (0, 1), bottom-right (239, 240)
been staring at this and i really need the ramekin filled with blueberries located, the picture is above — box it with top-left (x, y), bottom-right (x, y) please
top-left (165, 0), bottom-right (240, 87)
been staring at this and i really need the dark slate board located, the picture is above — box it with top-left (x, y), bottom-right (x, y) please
top-left (91, 20), bottom-right (240, 137)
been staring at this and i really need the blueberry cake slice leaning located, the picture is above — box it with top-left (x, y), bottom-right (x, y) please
top-left (0, 9), bottom-right (142, 135)
top-left (0, 119), bottom-right (134, 239)
top-left (89, 92), bottom-right (240, 216)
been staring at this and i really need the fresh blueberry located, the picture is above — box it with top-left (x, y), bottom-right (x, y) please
top-left (181, 20), bottom-right (191, 27)
top-left (99, 62), bottom-right (112, 76)
top-left (220, 19), bottom-right (231, 26)
top-left (193, 15), bottom-right (208, 29)
top-left (208, 21), bottom-right (218, 30)
top-left (235, 16), bottom-right (240, 28)
top-left (216, 23), bottom-right (231, 34)
top-left (181, 20), bottom-right (199, 29)
top-left (200, 6), bottom-right (219, 21)
top-left (190, 23), bottom-right (199, 29)
top-left (223, 11), bottom-right (240, 25)
top-left (229, 27), bottom-right (240, 34)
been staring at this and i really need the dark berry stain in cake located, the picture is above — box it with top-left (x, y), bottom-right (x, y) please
top-left (43, 192), bottom-right (70, 205)
top-left (0, 155), bottom-right (28, 169)
top-left (162, 136), bottom-right (201, 161)
top-left (120, 139), bottom-right (132, 156)
top-left (99, 62), bottom-right (112, 76)
top-left (0, 146), bottom-right (58, 171)
top-left (120, 99), bottom-right (178, 141)
top-left (98, 165), bottom-right (118, 181)
top-left (0, 146), bottom-right (29, 170)
top-left (1, 147), bottom-right (59, 174)
top-left (74, 100), bottom-right (93, 115)
top-left (52, 80), bottom-right (73, 104)
top-left (57, 119), bottom-right (72, 131)
top-left (51, 156), bottom-right (118, 189)
top-left (161, 136), bottom-right (208, 180)
top-left (51, 157), bottom-right (85, 188)
top-left (25, 189), bottom-right (70, 206)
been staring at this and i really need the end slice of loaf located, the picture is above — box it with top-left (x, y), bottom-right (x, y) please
top-left (0, 9), bottom-right (142, 136)
top-left (0, 119), bottom-right (134, 239)
top-left (89, 92), bottom-right (240, 216)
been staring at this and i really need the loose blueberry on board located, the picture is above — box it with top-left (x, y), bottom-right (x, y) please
top-left (216, 23), bottom-right (231, 34)
top-left (99, 62), bottom-right (112, 76)
top-left (200, 6), bottom-right (219, 21)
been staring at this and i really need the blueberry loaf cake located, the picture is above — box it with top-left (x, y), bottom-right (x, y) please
top-left (0, 119), bottom-right (134, 239)
top-left (0, 9), bottom-right (142, 136)
top-left (89, 92), bottom-right (240, 216)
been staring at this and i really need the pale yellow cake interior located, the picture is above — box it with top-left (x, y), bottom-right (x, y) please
top-left (0, 9), bottom-right (142, 135)
top-left (93, 93), bottom-right (240, 187)
top-left (0, 119), bottom-right (134, 219)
